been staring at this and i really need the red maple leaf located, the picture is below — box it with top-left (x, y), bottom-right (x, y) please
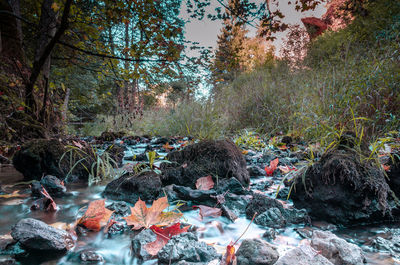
top-left (265, 158), bottom-right (279, 176)
top-left (144, 223), bottom-right (190, 255)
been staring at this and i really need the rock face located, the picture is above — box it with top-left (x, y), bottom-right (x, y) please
top-left (161, 140), bottom-right (250, 188)
top-left (131, 229), bottom-right (157, 261)
top-left (12, 139), bottom-right (65, 180)
top-left (11, 218), bottom-right (73, 251)
top-left (291, 149), bottom-right (392, 225)
top-left (311, 230), bottom-right (365, 265)
top-left (235, 238), bottom-right (279, 265)
top-left (103, 171), bottom-right (162, 204)
top-left (157, 233), bottom-right (219, 264)
top-left (274, 245), bottom-right (334, 265)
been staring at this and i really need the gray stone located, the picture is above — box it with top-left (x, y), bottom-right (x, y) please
top-left (274, 245), bottom-right (334, 265)
top-left (311, 230), bottom-right (365, 265)
top-left (131, 228), bottom-right (157, 260)
top-left (158, 233), bottom-right (219, 264)
top-left (80, 250), bottom-right (104, 262)
top-left (236, 238), bottom-right (279, 265)
top-left (254, 208), bottom-right (286, 228)
top-left (11, 218), bottom-right (74, 251)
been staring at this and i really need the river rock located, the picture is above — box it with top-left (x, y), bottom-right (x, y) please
top-left (161, 139), bottom-right (250, 188)
top-left (254, 208), bottom-right (286, 228)
top-left (131, 228), bottom-right (157, 261)
top-left (12, 139), bottom-right (65, 180)
top-left (215, 177), bottom-right (249, 195)
top-left (103, 171), bottom-right (162, 204)
top-left (311, 230), bottom-right (365, 265)
top-left (11, 218), bottom-right (74, 251)
top-left (291, 149), bottom-right (392, 225)
top-left (274, 245), bottom-right (334, 265)
top-left (245, 193), bottom-right (283, 219)
top-left (157, 233), bottom-right (219, 264)
top-left (235, 238), bottom-right (279, 265)
top-left (247, 165), bottom-right (266, 178)
top-left (80, 250), bottom-right (104, 262)
top-left (40, 175), bottom-right (66, 196)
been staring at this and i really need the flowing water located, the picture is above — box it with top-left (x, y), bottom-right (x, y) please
top-left (0, 141), bottom-right (399, 265)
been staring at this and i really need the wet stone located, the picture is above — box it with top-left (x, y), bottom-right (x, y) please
top-left (80, 250), bottom-right (104, 262)
top-left (131, 228), bottom-right (157, 261)
top-left (274, 245), bottom-right (334, 265)
top-left (11, 218), bottom-right (74, 252)
top-left (311, 230), bottom-right (365, 265)
top-left (106, 201), bottom-right (131, 218)
top-left (236, 238), bottom-right (279, 265)
top-left (157, 233), bottom-right (219, 264)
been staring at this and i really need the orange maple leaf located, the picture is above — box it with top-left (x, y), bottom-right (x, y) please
top-left (220, 243), bottom-right (236, 265)
top-left (77, 200), bottom-right (114, 231)
top-left (265, 158), bottom-right (279, 176)
top-left (195, 175), bottom-right (214, 190)
top-left (162, 143), bottom-right (174, 150)
top-left (123, 196), bottom-right (182, 230)
top-left (144, 223), bottom-right (190, 255)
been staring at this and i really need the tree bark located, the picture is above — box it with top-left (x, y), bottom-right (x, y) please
top-left (25, 0), bottom-right (72, 115)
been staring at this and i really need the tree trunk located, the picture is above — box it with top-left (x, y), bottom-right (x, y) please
top-left (37, 0), bottom-right (58, 122)
top-left (61, 84), bottom-right (70, 121)
top-left (25, 0), bottom-right (72, 115)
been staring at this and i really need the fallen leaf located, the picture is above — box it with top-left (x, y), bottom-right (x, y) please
top-left (0, 190), bottom-right (27, 199)
top-left (265, 158), bottom-right (279, 176)
top-left (41, 187), bottom-right (57, 211)
top-left (193, 205), bottom-right (222, 220)
top-left (220, 243), bottom-right (236, 265)
top-left (162, 143), bottom-right (174, 150)
top-left (382, 164), bottom-right (390, 171)
top-left (77, 200), bottom-right (114, 231)
top-left (72, 140), bottom-right (84, 149)
top-left (123, 196), bottom-right (182, 230)
top-left (104, 218), bottom-right (120, 234)
top-left (278, 165), bottom-right (297, 174)
top-left (278, 145), bottom-right (288, 150)
top-left (144, 223), bottom-right (190, 255)
top-left (242, 150), bottom-right (249, 155)
top-left (196, 175), bottom-right (214, 190)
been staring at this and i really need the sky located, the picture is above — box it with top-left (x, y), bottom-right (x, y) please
top-left (180, 0), bottom-right (326, 56)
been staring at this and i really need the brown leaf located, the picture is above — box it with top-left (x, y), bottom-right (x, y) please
top-left (193, 205), bottom-right (222, 220)
top-left (196, 175), bottom-right (214, 190)
top-left (123, 196), bottom-right (182, 230)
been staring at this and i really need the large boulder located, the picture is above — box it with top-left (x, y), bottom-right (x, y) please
top-left (102, 171), bottom-right (162, 204)
top-left (161, 140), bottom-right (250, 188)
top-left (157, 233), bottom-right (219, 265)
top-left (274, 245), bottom-right (334, 265)
top-left (235, 238), bottom-right (279, 265)
top-left (11, 218), bottom-right (74, 251)
top-left (291, 149), bottom-right (393, 225)
top-left (12, 139), bottom-right (65, 180)
top-left (311, 230), bottom-right (365, 265)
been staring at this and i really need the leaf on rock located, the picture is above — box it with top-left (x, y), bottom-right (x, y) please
top-left (193, 205), bottom-right (222, 220)
top-left (77, 200), bottom-right (114, 231)
top-left (162, 143), bottom-right (174, 150)
top-left (265, 158), bottom-right (279, 176)
top-left (196, 175), bottom-right (214, 190)
top-left (144, 223), bottom-right (190, 255)
top-left (123, 196), bottom-right (182, 230)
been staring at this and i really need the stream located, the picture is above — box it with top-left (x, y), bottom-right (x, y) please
top-left (0, 138), bottom-right (399, 265)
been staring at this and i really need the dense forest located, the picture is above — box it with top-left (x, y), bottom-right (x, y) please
top-left (0, 0), bottom-right (399, 264)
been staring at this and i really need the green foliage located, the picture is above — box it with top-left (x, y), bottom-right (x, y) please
top-left (234, 130), bottom-right (267, 151)
top-left (60, 145), bottom-right (123, 186)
